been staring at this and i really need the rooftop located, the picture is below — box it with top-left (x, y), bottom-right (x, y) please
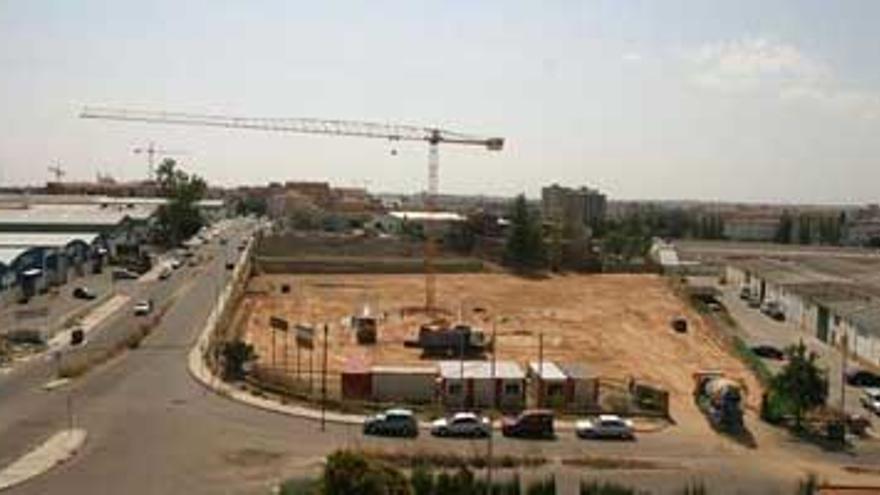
top-left (0, 232), bottom-right (101, 248)
top-left (527, 361), bottom-right (567, 380)
top-left (438, 360), bottom-right (524, 380)
top-left (389, 211), bottom-right (466, 222)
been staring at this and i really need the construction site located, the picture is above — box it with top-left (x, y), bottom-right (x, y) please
top-left (232, 268), bottom-right (761, 426)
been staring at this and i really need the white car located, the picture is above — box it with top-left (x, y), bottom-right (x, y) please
top-left (430, 412), bottom-right (490, 438)
top-left (575, 414), bottom-right (635, 440)
top-left (133, 300), bottom-right (153, 316)
top-left (861, 388), bottom-right (880, 414)
top-left (169, 259), bottom-right (182, 270)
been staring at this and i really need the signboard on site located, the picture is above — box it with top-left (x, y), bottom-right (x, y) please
top-left (295, 324), bottom-right (315, 349)
top-left (269, 316), bottom-right (289, 332)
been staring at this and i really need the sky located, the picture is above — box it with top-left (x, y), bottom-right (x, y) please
top-left (1, 0), bottom-right (879, 203)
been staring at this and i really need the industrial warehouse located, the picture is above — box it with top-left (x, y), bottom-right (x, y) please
top-left (0, 194), bottom-right (225, 303)
top-left (724, 256), bottom-right (880, 365)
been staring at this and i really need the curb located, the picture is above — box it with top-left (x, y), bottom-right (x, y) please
top-left (0, 429), bottom-right (87, 492)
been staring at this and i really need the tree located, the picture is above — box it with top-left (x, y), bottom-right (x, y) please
top-left (221, 341), bottom-right (256, 381)
top-left (797, 214), bottom-right (812, 245)
top-left (775, 211), bottom-right (794, 244)
top-left (504, 194), bottom-right (545, 269)
top-left (236, 196), bottom-right (268, 217)
top-left (771, 341), bottom-right (828, 429)
top-left (154, 159), bottom-right (208, 246)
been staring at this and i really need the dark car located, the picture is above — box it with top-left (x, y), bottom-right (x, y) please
top-left (846, 369), bottom-right (880, 388)
top-left (751, 345), bottom-right (785, 360)
top-left (112, 269), bottom-right (138, 280)
top-left (225, 261), bottom-right (235, 270)
top-left (362, 408), bottom-right (418, 437)
top-left (72, 286), bottom-right (97, 300)
top-left (501, 410), bottom-right (554, 439)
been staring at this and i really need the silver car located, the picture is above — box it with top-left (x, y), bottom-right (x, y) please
top-left (575, 414), bottom-right (635, 440)
top-left (430, 412), bottom-right (490, 438)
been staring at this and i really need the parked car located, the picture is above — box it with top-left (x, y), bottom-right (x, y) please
top-left (760, 301), bottom-right (785, 321)
top-left (159, 267), bottom-right (173, 280)
top-left (860, 388), bottom-right (880, 414)
top-left (170, 259), bottom-right (183, 269)
top-left (706, 301), bottom-right (724, 312)
top-left (72, 286), bottom-right (96, 300)
top-left (219, 237), bottom-right (228, 245)
top-left (112, 269), bottom-right (138, 280)
top-left (133, 299), bottom-right (153, 316)
top-left (575, 414), bottom-right (635, 440)
top-left (225, 261), bottom-right (235, 270)
top-left (751, 344), bottom-right (785, 360)
top-left (501, 409), bottom-right (554, 439)
top-left (739, 287), bottom-right (751, 300)
top-left (362, 408), bottom-right (418, 437)
top-left (847, 369), bottom-right (880, 388)
top-left (747, 296), bottom-right (762, 308)
top-left (430, 412), bottom-right (490, 438)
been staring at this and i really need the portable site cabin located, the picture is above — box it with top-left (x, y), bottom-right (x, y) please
top-left (437, 360), bottom-right (525, 411)
top-left (528, 361), bottom-right (599, 411)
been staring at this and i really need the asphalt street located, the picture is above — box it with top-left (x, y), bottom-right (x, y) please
top-left (1, 228), bottom-right (880, 494)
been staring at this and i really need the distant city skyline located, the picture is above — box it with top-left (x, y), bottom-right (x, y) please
top-left (2, 1), bottom-right (879, 204)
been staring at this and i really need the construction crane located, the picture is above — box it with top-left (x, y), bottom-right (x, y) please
top-left (132, 142), bottom-right (188, 180)
top-left (48, 162), bottom-right (66, 182)
top-left (80, 107), bottom-right (504, 312)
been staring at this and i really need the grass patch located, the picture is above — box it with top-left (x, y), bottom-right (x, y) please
top-left (732, 335), bottom-right (773, 386)
top-left (562, 455), bottom-right (672, 471)
top-left (279, 477), bottom-right (319, 495)
top-left (357, 448), bottom-right (547, 470)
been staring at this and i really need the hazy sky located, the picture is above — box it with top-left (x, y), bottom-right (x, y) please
top-left (2, 1), bottom-right (879, 203)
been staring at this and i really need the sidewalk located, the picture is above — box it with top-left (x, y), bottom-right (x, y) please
top-left (0, 429), bottom-right (87, 491)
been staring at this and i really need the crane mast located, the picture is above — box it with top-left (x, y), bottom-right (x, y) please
top-left (80, 106), bottom-right (504, 312)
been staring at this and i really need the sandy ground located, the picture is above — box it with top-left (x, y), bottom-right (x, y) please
top-left (237, 273), bottom-right (760, 415)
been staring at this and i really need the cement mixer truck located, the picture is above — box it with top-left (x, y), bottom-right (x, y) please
top-left (693, 371), bottom-right (744, 432)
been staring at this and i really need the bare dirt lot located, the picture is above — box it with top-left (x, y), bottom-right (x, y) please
top-left (236, 273), bottom-right (761, 419)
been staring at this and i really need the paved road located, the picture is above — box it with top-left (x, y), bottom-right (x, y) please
top-left (2, 231), bottom-right (880, 494)
top-left (714, 282), bottom-right (868, 415)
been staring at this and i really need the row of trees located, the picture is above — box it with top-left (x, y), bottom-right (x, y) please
top-left (775, 211), bottom-right (845, 245)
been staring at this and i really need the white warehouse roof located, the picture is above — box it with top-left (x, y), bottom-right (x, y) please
top-left (0, 247), bottom-right (29, 266)
top-left (0, 232), bottom-right (101, 248)
top-left (438, 360), bottom-right (524, 380)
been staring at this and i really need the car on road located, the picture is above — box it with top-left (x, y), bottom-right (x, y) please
top-left (225, 261), bottom-right (235, 270)
top-left (847, 369), bottom-right (880, 388)
top-left (575, 414), bottom-right (635, 440)
top-left (430, 412), bottom-right (490, 438)
top-left (362, 408), bottom-right (418, 437)
top-left (747, 296), bottom-right (762, 309)
top-left (72, 286), bottom-right (97, 300)
top-left (860, 388), bottom-right (880, 414)
top-left (170, 258), bottom-right (183, 269)
top-left (159, 267), bottom-right (173, 280)
top-left (133, 299), bottom-right (154, 316)
top-left (501, 409), bottom-right (554, 439)
top-left (739, 287), bottom-right (751, 300)
top-left (751, 344), bottom-right (786, 360)
top-left (112, 269), bottom-right (139, 280)
top-left (760, 301), bottom-right (785, 321)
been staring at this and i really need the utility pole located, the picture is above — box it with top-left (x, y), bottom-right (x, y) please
top-left (321, 323), bottom-right (328, 432)
top-left (487, 317), bottom-right (498, 489)
top-left (841, 332), bottom-right (849, 434)
top-left (537, 330), bottom-right (544, 408)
